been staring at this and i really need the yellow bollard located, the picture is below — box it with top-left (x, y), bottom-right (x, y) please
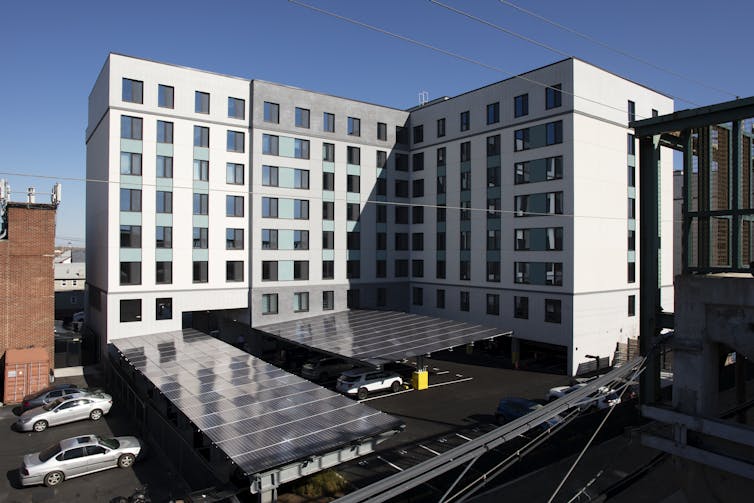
top-left (412, 370), bottom-right (428, 390)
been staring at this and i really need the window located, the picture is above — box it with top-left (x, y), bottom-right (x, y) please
top-left (347, 174), bottom-right (360, 193)
top-left (412, 260), bottom-right (424, 278)
top-left (293, 292), bottom-right (309, 312)
top-left (413, 287), bottom-right (423, 306)
top-left (157, 121), bottom-right (173, 143)
top-left (156, 298), bottom-right (172, 319)
top-left (436, 260), bottom-right (446, 279)
top-left (120, 299), bottom-right (141, 322)
top-left (376, 150), bottom-right (387, 168)
top-left (487, 135), bottom-right (501, 157)
top-left (628, 230), bottom-right (636, 251)
top-left (322, 261), bottom-right (335, 279)
top-left (395, 180), bottom-right (409, 198)
top-left (652, 109), bottom-right (659, 118)
top-left (121, 116), bottom-right (142, 140)
top-left (264, 101), bottom-right (279, 123)
top-left (294, 139), bottom-right (310, 159)
top-left (156, 262), bottom-right (172, 285)
top-left (628, 197), bottom-right (636, 219)
top-left (376, 259), bottom-right (387, 278)
top-left (487, 294), bottom-right (500, 315)
top-left (294, 199), bottom-right (309, 219)
top-left (413, 152), bottom-right (424, 172)
top-left (514, 296), bottom-right (529, 319)
top-left (323, 112), bottom-right (335, 132)
top-left (460, 141), bottom-right (471, 162)
top-left (322, 201), bottom-right (334, 220)
top-left (228, 97), bottom-right (245, 119)
top-left (347, 260), bottom-right (360, 279)
top-left (545, 299), bottom-right (562, 323)
top-left (412, 179), bottom-right (424, 198)
top-left (226, 228), bottom-right (243, 250)
top-left (323, 291), bottom-right (335, 311)
top-left (515, 262), bottom-right (530, 284)
top-left (323, 172), bottom-right (335, 191)
top-left (195, 91), bottom-right (210, 114)
top-left (377, 122), bottom-right (387, 141)
top-left (395, 233), bottom-right (409, 250)
top-left (436, 289), bottom-right (445, 309)
top-left (227, 131), bottom-right (245, 152)
top-left (322, 230), bottom-right (334, 249)
top-left (395, 153), bottom-right (408, 171)
top-left (295, 107), bottom-right (310, 128)
top-left (460, 110), bottom-right (470, 131)
top-left (412, 206), bottom-right (424, 225)
top-left (487, 229), bottom-right (500, 250)
top-left (515, 93), bottom-right (531, 117)
top-left (262, 261), bottom-right (278, 281)
top-left (546, 84), bottom-right (562, 109)
top-left (293, 261), bottom-right (309, 280)
top-left (460, 260), bottom-right (470, 280)
top-left (460, 172), bottom-right (471, 191)
top-left (628, 164), bottom-right (636, 188)
top-left (627, 134), bottom-right (635, 155)
top-left (487, 261), bottom-right (500, 282)
top-left (628, 262), bottom-right (636, 283)
top-left (226, 163), bottom-right (244, 184)
top-left (348, 117), bottom-right (361, 136)
top-left (262, 197), bottom-right (278, 218)
top-left (122, 78), bottom-right (143, 103)
top-left (193, 227), bottom-right (208, 249)
top-left (460, 291), bottom-right (470, 312)
top-left (120, 188), bottom-right (141, 212)
top-left (514, 128), bottom-right (530, 151)
top-left (193, 159), bottom-right (209, 181)
top-left (437, 175), bottom-right (446, 194)
top-left (294, 169), bottom-right (309, 189)
top-left (412, 232), bottom-right (424, 251)
top-left (120, 152), bottom-right (142, 175)
top-left (394, 259), bottom-right (408, 277)
top-left (156, 226), bottom-right (172, 249)
top-left (546, 121), bottom-right (563, 145)
top-left (156, 191), bottom-right (173, 213)
top-left (347, 146), bottom-right (360, 165)
top-left (347, 202), bottom-right (359, 221)
top-left (347, 232), bottom-right (360, 250)
top-left (262, 294), bottom-right (278, 314)
top-left (546, 262), bottom-right (563, 286)
top-left (396, 126), bottom-right (409, 144)
top-left (515, 156), bottom-right (563, 184)
top-left (262, 134), bottom-right (278, 155)
top-left (436, 232), bottom-right (446, 251)
top-left (460, 230), bottom-right (471, 250)
top-left (413, 125), bottom-right (424, 144)
top-left (460, 201), bottom-right (471, 220)
top-left (193, 193), bottom-right (208, 215)
top-left (437, 117), bottom-right (446, 137)
top-left (262, 165), bottom-right (278, 186)
top-left (323, 142), bottom-right (335, 162)
top-left (376, 288), bottom-right (386, 307)
top-left (120, 262), bottom-right (141, 285)
top-left (628, 100), bottom-right (636, 123)
top-left (261, 229), bottom-right (278, 250)
top-left (437, 147), bottom-right (446, 167)
top-left (395, 205), bottom-right (409, 224)
top-left (376, 232), bottom-right (387, 250)
top-left (226, 195), bottom-right (244, 217)
top-left (194, 126), bottom-right (209, 147)
top-left (158, 84), bottom-right (174, 108)
top-left (487, 102), bottom-right (500, 124)
top-left (437, 206), bottom-right (446, 222)
top-left (226, 261), bottom-right (244, 282)
top-left (120, 225), bottom-right (141, 248)
top-left (157, 156), bottom-right (173, 178)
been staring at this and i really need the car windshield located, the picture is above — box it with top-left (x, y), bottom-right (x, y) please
top-left (340, 374), bottom-right (360, 383)
top-left (39, 443), bottom-right (62, 462)
top-left (42, 398), bottom-right (66, 411)
top-left (97, 436), bottom-right (120, 449)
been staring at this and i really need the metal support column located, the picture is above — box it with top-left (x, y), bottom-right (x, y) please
top-left (732, 120), bottom-right (741, 269)
top-left (639, 134), bottom-right (661, 404)
top-left (682, 130), bottom-right (692, 273)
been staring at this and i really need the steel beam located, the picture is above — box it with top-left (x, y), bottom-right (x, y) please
top-left (631, 96), bottom-right (754, 137)
top-left (642, 435), bottom-right (754, 480)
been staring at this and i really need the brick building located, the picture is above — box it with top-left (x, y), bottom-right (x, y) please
top-left (0, 202), bottom-right (58, 374)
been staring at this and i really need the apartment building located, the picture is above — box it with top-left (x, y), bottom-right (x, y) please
top-left (86, 54), bottom-right (674, 375)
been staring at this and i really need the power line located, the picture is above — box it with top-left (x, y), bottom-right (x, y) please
top-left (430, 1), bottom-right (701, 107)
top-left (497, 0), bottom-right (739, 100)
top-left (287, 0), bottom-right (652, 120)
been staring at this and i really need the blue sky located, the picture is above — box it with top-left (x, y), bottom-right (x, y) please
top-left (1, 0), bottom-right (751, 246)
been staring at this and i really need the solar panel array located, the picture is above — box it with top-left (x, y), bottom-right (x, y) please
top-left (257, 309), bottom-right (510, 366)
top-left (112, 329), bottom-right (403, 475)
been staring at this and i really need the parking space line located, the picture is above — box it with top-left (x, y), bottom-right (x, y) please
top-left (436, 370), bottom-right (450, 375)
top-left (357, 376), bottom-right (473, 403)
top-left (428, 377), bottom-right (474, 388)
top-left (377, 455), bottom-right (404, 472)
top-left (456, 433), bottom-right (472, 441)
top-left (419, 444), bottom-right (441, 456)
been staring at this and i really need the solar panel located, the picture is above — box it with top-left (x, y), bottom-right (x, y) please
top-left (257, 309), bottom-right (510, 366)
top-left (111, 329), bottom-right (402, 475)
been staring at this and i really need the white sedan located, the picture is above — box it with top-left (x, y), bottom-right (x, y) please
top-left (336, 369), bottom-right (403, 399)
top-left (16, 393), bottom-right (113, 432)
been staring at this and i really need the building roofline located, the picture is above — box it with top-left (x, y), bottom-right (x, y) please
top-left (7, 202), bottom-right (57, 210)
top-left (108, 52), bottom-right (252, 83)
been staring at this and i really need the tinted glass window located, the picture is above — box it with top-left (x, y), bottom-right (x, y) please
top-left (63, 447), bottom-right (86, 460)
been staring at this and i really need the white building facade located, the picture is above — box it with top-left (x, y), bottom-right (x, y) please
top-left (86, 54), bottom-right (673, 375)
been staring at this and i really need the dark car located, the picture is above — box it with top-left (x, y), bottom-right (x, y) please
top-left (301, 357), bottom-right (354, 381)
top-left (21, 384), bottom-right (80, 411)
top-left (494, 397), bottom-right (562, 429)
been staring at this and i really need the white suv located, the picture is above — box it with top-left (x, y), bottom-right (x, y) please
top-left (336, 369), bottom-right (404, 399)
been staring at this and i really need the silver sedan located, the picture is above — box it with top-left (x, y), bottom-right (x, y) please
top-left (16, 393), bottom-right (113, 432)
top-left (20, 434), bottom-right (142, 487)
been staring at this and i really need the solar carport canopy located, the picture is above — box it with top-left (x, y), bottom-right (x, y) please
top-left (111, 329), bottom-right (402, 475)
top-left (257, 309), bottom-right (511, 366)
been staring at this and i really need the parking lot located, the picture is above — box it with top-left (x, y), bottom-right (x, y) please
top-left (0, 373), bottom-right (189, 503)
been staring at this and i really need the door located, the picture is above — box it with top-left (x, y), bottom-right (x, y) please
top-left (84, 445), bottom-right (113, 472)
top-left (57, 447), bottom-right (90, 477)
top-left (50, 400), bottom-right (81, 426)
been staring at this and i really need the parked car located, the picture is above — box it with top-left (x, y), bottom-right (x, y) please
top-left (301, 357), bottom-right (354, 381)
top-left (20, 384), bottom-right (80, 411)
top-left (547, 382), bottom-right (621, 410)
top-left (336, 369), bottom-right (404, 399)
top-left (20, 434), bottom-right (142, 487)
top-left (494, 397), bottom-right (562, 429)
top-left (16, 393), bottom-right (113, 432)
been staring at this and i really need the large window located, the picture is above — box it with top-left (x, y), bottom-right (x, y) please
top-left (120, 188), bottom-right (141, 212)
top-left (122, 78), bottom-right (143, 104)
top-left (294, 292), bottom-right (310, 312)
top-left (460, 110), bottom-right (470, 131)
top-left (294, 139), bottom-right (309, 159)
top-left (377, 122), bottom-right (387, 141)
top-left (487, 102), bottom-right (500, 124)
top-left (413, 125), bottom-right (424, 144)
top-left (226, 261), bottom-right (244, 282)
top-left (158, 84), bottom-right (174, 109)
top-left (120, 299), bottom-right (141, 323)
top-left (322, 230), bottom-right (334, 250)
top-left (437, 147), bottom-right (446, 167)
top-left (322, 260), bottom-right (334, 279)
top-left (460, 291), bottom-right (470, 312)
top-left (193, 261), bottom-right (208, 283)
top-left (194, 126), bottom-right (209, 147)
top-left (348, 117), bottom-right (361, 136)
top-left (226, 163), bottom-right (244, 185)
top-left (120, 225), bottom-right (141, 248)
top-left (121, 116), bottom-right (142, 140)
top-left (412, 260), bottom-right (424, 278)
top-left (156, 191), bottom-right (173, 213)
top-left (394, 259), bottom-right (408, 277)
top-left (322, 201), bottom-right (334, 220)
top-left (157, 121), bottom-right (173, 144)
top-left (193, 227), bottom-right (208, 249)
top-left (347, 174), bottom-right (360, 193)
top-left (514, 296), bottom-right (529, 319)
top-left (460, 260), bottom-right (470, 280)
top-left (514, 128), bottom-right (530, 151)
top-left (294, 199), bottom-right (309, 219)
top-left (156, 262), bottom-right (172, 285)
top-left (156, 298), bottom-right (172, 319)
top-left (323, 142), bottom-right (335, 162)
top-left (323, 112), bottom-right (335, 132)
top-left (228, 97), bottom-right (245, 119)
top-left (396, 126), bottom-right (409, 145)
top-left (294, 230), bottom-right (309, 249)
top-left (120, 152), bottom-right (142, 175)
top-left (263, 134), bottom-right (279, 155)
top-left (226, 195), bottom-right (244, 217)
top-left (262, 229), bottom-right (278, 250)
top-left (294, 261), bottom-right (309, 280)
top-left (156, 226), bottom-right (172, 249)
top-left (347, 202), bottom-right (360, 221)
top-left (412, 152), bottom-right (424, 172)
top-left (227, 131), bottom-right (245, 152)
top-left (262, 165), bottom-right (278, 186)
top-left (323, 172), bottom-right (335, 191)
top-left (323, 291), bottom-right (334, 311)
top-left (460, 142), bottom-right (471, 162)
top-left (157, 156), bottom-right (173, 178)
top-left (264, 101), bottom-right (279, 123)
top-left (262, 261), bottom-right (278, 281)
top-left (120, 262), bottom-right (141, 285)
top-left (546, 121), bottom-right (563, 145)
top-left (395, 153), bottom-right (408, 171)
top-left (486, 294), bottom-right (500, 315)
top-left (193, 193), bottom-right (208, 215)
top-left (437, 118), bottom-right (446, 137)
top-left (487, 262), bottom-right (500, 282)
top-left (412, 179), bottom-right (424, 198)
top-left (195, 91), bottom-right (210, 114)
top-left (295, 107), bottom-right (310, 128)
top-left (487, 135), bottom-right (501, 157)
top-left (262, 197), bottom-right (278, 218)
top-left (262, 294), bottom-right (278, 314)
top-left (376, 150), bottom-right (387, 168)
top-left (546, 84), bottom-right (562, 109)
top-left (545, 299), bottom-right (562, 323)
top-left (193, 159), bottom-right (209, 181)
top-left (347, 146), bottom-right (360, 165)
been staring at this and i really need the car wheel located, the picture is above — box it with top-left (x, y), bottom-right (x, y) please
top-left (117, 453), bottom-right (136, 468)
top-left (89, 409), bottom-right (103, 421)
top-left (44, 471), bottom-right (64, 487)
top-left (33, 420), bottom-right (48, 432)
top-left (357, 387), bottom-right (369, 400)
top-left (391, 381), bottom-right (402, 393)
